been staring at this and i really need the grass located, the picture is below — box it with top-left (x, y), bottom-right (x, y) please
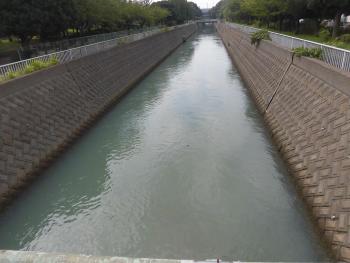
top-left (235, 22), bottom-right (350, 51)
top-left (0, 39), bottom-right (20, 53)
top-left (0, 57), bottom-right (58, 83)
top-left (292, 46), bottom-right (323, 59)
top-left (268, 29), bottom-right (350, 50)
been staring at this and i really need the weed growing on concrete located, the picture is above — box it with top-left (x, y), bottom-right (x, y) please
top-left (161, 27), bottom-right (170, 33)
top-left (0, 57), bottom-right (58, 83)
top-left (250, 29), bottom-right (271, 46)
top-left (292, 47), bottom-right (323, 59)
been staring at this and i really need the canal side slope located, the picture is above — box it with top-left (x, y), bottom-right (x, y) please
top-left (217, 22), bottom-right (350, 261)
top-left (0, 24), bottom-right (196, 206)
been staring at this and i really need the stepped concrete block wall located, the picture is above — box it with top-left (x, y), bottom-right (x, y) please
top-left (217, 22), bottom-right (350, 261)
top-left (0, 24), bottom-right (196, 205)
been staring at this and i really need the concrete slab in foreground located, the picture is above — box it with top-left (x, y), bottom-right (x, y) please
top-left (0, 251), bottom-right (332, 263)
top-left (0, 251), bottom-right (208, 263)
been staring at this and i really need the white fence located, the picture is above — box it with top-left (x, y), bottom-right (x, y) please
top-left (0, 26), bottom-right (172, 78)
top-left (18, 26), bottom-right (161, 59)
top-left (228, 23), bottom-right (350, 72)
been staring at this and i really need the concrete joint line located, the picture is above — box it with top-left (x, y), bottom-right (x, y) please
top-left (264, 53), bottom-right (295, 114)
top-left (65, 63), bottom-right (83, 93)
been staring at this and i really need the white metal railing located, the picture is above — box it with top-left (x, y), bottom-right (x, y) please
top-left (18, 26), bottom-right (161, 59)
top-left (0, 25), bottom-right (182, 78)
top-left (227, 22), bottom-right (350, 72)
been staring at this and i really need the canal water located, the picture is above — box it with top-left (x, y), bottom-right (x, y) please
top-left (0, 25), bottom-right (329, 261)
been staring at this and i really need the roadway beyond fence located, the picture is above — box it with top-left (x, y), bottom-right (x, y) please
top-left (228, 22), bottom-right (350, 72)
top-left (0, 25), bottom-right (189, 78)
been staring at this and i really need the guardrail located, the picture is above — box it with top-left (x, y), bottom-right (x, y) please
top-left (0, 26), bottom-right (177, 78)
top-left (227, 22), bottom-right (350, 72)
top-left (17, 26), bottom-right (160, 60)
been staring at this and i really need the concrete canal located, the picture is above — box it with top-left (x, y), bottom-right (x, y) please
top-left (0, 25), bottom-right (329, 261)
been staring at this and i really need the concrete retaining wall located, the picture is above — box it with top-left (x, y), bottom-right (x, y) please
top-left (0, 24), bottom-right (196, 205)
top-left (217, 22), bottom-right (350, 262)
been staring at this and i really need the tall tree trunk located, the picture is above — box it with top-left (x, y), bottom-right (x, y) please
top-left (332, 11), bottom-right (342, 38)
top-left (295, 18), bottom-right (300, 34)
top-left (279, 16), bottom-right (283, 31)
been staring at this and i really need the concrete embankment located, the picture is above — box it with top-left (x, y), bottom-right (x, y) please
top-left (217, 22), bottom-right (350, 261)
top-left (0, 24), bottom-right (196, 206)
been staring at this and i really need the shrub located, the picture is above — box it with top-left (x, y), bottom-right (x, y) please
top-left (161, 27), bottom-right (170, 33)
top-left (251, 29), bottom-right (271, 46)
top-left (118, 38), bottom-right (127, 45)
top-left (319, 29), bottom-right (331, 41)
top-left (293, 47), bottom-right (323, 59)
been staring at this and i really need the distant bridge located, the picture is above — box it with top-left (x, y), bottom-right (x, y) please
top-left (196, 19), bottom-right (218, 24)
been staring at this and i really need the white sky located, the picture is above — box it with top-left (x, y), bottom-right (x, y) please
top-left (195, 0), bottom-right (218, 9)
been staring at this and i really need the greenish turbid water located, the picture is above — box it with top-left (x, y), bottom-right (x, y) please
top-left (0, 25), bottom-right (329, 262)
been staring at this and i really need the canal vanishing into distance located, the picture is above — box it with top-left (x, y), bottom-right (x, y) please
top-left (0, 25), bottom-right (329, 261)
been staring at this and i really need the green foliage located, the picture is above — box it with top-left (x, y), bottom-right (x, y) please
top-left (338, 34), bottom-right (350, 44)
top-left (153, 0), bottom-right (201, 25)
top-left (319, 29), bottom-right (331, 41)
top-left (162, 27), bottom-right (171, 32)
top-left (0, 57), bottom-right (59, 83)
top-left (326, 39), bottom-right (350, 49)
top-left (0, 0), bottom-right (172, 46)
top-left (211, 0), bottom-right (350, 37)
top-left (0, 39), bottom-right (20, 53)
top-left (250, 29), bottom-right (271, 46)
top-left (292, 47), bottom-right (323, 59)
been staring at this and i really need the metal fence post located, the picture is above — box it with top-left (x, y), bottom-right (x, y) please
top-left (342, 51), bottom-right (346, 70)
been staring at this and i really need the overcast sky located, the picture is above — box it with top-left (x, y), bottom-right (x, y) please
top-left (195, 0), bottom-right (218, 9)
top-left (194, 0), bottom-right (218, 9)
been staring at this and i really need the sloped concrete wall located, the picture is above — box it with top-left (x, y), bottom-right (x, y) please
top-left (0, 24), bottom-right (196, 205)
top-left (217, 22), bottom-right (350, 261)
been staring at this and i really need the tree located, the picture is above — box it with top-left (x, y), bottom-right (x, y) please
top-left (241, 0), bottom-right (287, 27)
top-left (223, 0), bottom-right (247, 22)
top-left (0, 0), bottom-right (42, 45)
top-left (307, 0), bottom-right (350, 37)
top-left (285, 0), bottom-right (307, 33)
top-left (153, 0), bottom-right (196, 24)
top-left (148, 6), bottom-right (170, 25)
top-left (153, 1), bottom-right (178, 25)
top-left (37, 0), bottom-right (75, 40)
top-left (209, 0), bottom-right (229, 19)
top-left (170, 0), bottom-right (190, 23)
top-left (187, 2), bottom-right (202, 19)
